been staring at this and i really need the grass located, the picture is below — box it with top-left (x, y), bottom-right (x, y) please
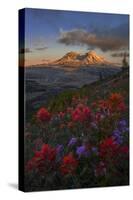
top-left (47, 69), bottom-right (129, 114)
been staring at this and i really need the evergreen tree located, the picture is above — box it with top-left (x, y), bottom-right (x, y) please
top-left (122, 52), bottom-right (128, 69)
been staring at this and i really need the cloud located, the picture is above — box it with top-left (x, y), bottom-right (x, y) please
top-left (111, 52), bottom-right (129, 57)
top-left (58, 24), bottom-right (129, 52)
top-left (35, 47), bottom-right (48, 51)
top-left (19, 48), bottom-right (32, 54)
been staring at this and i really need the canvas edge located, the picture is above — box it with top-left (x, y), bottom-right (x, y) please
top-left (18, 8), bottom-right (25, 192)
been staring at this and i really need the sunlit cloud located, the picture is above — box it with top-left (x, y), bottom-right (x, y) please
top-left (58, 24), bottom-right (129, 52)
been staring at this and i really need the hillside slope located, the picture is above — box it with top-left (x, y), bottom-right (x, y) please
top-left (48, 70), bottom-right (129, 115)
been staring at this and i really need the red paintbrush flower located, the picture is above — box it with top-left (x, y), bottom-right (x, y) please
top-left (72, 105), bottom-right (91, 123)
top-left (60, 153), bottom-right (78, 175)
top-left (108, 93), bottom-right (126, 112)
top-left (99, 137), bottom-right (119, 159)
top-left (120, 146), bottom-right (129, 154)
top-left (58, 111), bottom-right (65, 118)
top-left (36, 107), bottom-right (51, 122)
top-left (117, 102), bottom-right (126, 112)
top-left (109, 93), bottom-right (123, 105)
top-left (26, 144), bottom-right (56, 173)
top-left (41, 144), bottom-right (56, 161)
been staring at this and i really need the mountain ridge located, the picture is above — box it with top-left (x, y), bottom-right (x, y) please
top-left (53, 50), bottom-right (111, 67)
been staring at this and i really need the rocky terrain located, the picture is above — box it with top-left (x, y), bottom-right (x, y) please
top-left (25, 67), bottom-right (121, 115)
top-left (52, 50), bottom-right (111, 67)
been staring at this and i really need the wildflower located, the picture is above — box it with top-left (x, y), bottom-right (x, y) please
top-left (91, 147), bottom-right (99, 155)
top-left (95, 112), bottom-right (104, 122)
top-left (120, 146), bottom-right (129, 155)
top-left (98, 100), bottom-right (108, 111)
top-left (58, 111), bottom-right (65, 119)
top-left (41, 144), bottom-right (56, 161)
top-left (99, 137), bottom-right (119, 159)
top-left (83, 107), bottom-right (91, 117)
top-left (76, 145), bottom-right (90, 158)
top-left (72, 105), bottom-right (91, 123)
top-left (109, 93), bottom-right (123, 105)
top-left (56, 144), bottom-right (64, 154)
top-left (118, 102), bottom-right (126, 112)
top-left (72, 111), bottom-right (81, 122)
top-left (36, 107), bottom-right (51, 122)
top-left (68, 137), bottom-right (77, 147)
top-left (118, 120), bottom-right (129, 132)
top-left (26, 144), bottom-right (56, 173)
top-left (60, 153), bottom-right (78, 175)
top-left (56, 144), bottom-right (64, 161)
top-left (118, 119), bottom-right (127, 128)
top-left (108, 93), bottom-right (126, 112)
top-left (112, 129), bottom-right (123, 144)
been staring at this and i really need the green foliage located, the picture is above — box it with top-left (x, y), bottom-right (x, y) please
top-left (24, 70), bottom-right (129, 191)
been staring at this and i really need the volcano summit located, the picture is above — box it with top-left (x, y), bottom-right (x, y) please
top-left (53, 51), bottom-right (110, 67)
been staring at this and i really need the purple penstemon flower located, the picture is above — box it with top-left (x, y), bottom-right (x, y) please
top-left (68, 137), bottom-right (77, 147)
top-left (113, 129), bottom-right (121, 137)
top-left (56, 144), bottom-right (64, 162)
top-left (124, 127), bottom-right (129, 132)
top-left (91, 147), bottom-right (99, 155)
top-left (118, 119), bottom-right (129, 133)
top-left (76, 145), bottom-right (90, 158)
top-left (119, 119), bottom-right (127, 128)
top-left (56, 144), bottom-right (64, 154)
top-left (112, 129), bottom-right (123, 144)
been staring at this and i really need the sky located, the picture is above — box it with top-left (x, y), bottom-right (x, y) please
top-left (20, 8), bottom-right (129, 66)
